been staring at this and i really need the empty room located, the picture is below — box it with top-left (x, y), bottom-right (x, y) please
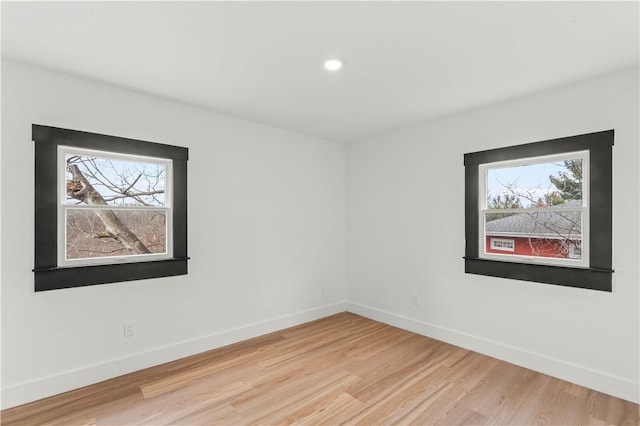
top-left (1, 1), bottom-right (638, 425)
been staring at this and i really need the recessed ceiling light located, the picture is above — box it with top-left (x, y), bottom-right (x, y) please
top-left (324, 59), bottom-right (343, 71)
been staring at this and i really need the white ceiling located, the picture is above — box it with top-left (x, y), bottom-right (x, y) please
top-left (2, 1), bottom-right (638, 143)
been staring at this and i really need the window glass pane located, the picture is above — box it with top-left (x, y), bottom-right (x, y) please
top-left (487, 158), bottom-right (583, 209)
top-left (66, 209), bottom-right (167, 260)
top-left (65, 153), bottom-right (167, 207)
top-left (484, 210), bottom-right (582, 260)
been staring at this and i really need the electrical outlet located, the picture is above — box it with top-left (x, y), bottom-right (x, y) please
top-left (123, 321), bottom-right (135, 337)
top-left (320, 287), bottom-right (325, 296)
top-left (412, 295), bottom-right (419, 306)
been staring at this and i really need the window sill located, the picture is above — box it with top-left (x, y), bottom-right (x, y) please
top-left (34, 257), bottom-right (189, 291)
top-left (463, 257), bottom-right (612, 292)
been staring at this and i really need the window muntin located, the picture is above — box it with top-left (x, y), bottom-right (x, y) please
top-left (58, 146), bottom-right (173, 267)
top-left (478, 151), bottom-right (589, 268)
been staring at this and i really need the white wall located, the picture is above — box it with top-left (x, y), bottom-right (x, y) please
top-left (0, 60), bottom-right (347, 409)
top-left (347, 67), bottom-right (639, 403)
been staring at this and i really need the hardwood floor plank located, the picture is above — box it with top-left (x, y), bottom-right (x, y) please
top-left (445, 351), bottom-right (501, 391)
top-left (100, 380), bottom-right (251, 425)
top-left (432, 406), bottom-right (488, 426)
top-left (376, 380), bottom-right (469, 425)
top-left (2, 313), bottom-right (637, 426)
top-left (340, 325), bottom-right (416, 360)
top-left (163, 333), bottom-right (286, 374)
top-left (289, 392), bottom-right (364, 426)
top-left (232, 370), bottom-right (359, 425)
top-left (345, 341), bottom-right (451, 403)
top-left (141, 381), bottom-right (252, 426)
top-left (480, 369), bottom-right (553, 424)
top-left (48, 414), bottom-right (97, 426)
top-left (455, 361), bottom-right (531, 416)
top-left (343, 363), bottom-right (454, 424)
top-left (530, 379), bottom-right (591, 425)
top-left (141, 344), bottom-right (276, 398)
top-left (588, 390), bottom-right (640, 425)
top-left (264, 373), bottom-right (361, 425)
top-left (166, 402), bottom-right (237, 426)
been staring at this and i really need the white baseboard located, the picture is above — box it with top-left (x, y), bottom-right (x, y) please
top-left (347, 301), bottom-right (639, 404)
top-left (1, 301), bottom-right (348, 410)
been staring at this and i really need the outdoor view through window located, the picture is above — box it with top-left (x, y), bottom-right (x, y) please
top-left (61, 147), bottom-right (172, 266)
top-left (480, 151), bottom-right (588, 267)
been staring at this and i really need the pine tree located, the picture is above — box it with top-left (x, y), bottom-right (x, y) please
top-left (486, 193), bottom-right (522, 221)
top-left (488, 193), bottom-right (522, 210)
top-left (548, 159), bottom-right (582, 202)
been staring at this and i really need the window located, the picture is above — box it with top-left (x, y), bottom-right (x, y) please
top-left (33, 125), bottom-right (189, 291)
top-left (480, 151), bottom-right (588, 268)
top-left (464, 130), bottom-right (613, 291)
top-left (60, 146), bottom-right (173, 267)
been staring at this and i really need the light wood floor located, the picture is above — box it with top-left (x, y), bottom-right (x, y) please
top-left (2, 313), bottom-right (638, 425)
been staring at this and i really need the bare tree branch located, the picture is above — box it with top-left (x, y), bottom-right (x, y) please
top-left (67, 164), bottom-right (151, 254)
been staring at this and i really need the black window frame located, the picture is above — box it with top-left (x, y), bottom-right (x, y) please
top-left (32, 124), bottom-right (189, 291)
top-left (464, 130), bottom-right (613, 292)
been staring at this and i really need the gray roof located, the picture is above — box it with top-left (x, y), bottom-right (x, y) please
top-left (486, 203), bottom-right (582, 239)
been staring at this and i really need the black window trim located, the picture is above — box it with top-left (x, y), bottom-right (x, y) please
top-left (32, 124), bottom-right (189, 291)
top-left (464, 130), bottom-right (614, 292)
